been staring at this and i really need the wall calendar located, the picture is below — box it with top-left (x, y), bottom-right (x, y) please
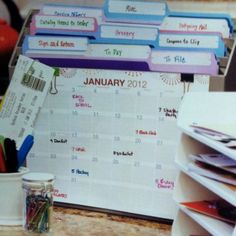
top-left (28, 68), bottom-right (209, 220)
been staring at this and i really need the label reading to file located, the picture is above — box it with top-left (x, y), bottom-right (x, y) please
top-left (151, 51), bottom-right (211, 66)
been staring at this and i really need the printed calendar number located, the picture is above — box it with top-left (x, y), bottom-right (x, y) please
top-left (114, 113), bottom-right (121, 119)
top-left (135, 138), bottom-right (142, 144)
top-left (28, 153), bottom-right (36, 159)
top-left (134, 161), bottom-right (140, 167)
top-left (72, 110), bottom-right (79, 116)
top-left (113, 159), bottom-right (119, 165)
top-left (93, 134), bottom-right (99, 140)
top-left (71, 132), bottom-right (79, 138)
top-left (156, 140), bottom-right (163, 146)
top-left (127, 80), bottom-right (147, 88)
top-left (114, 136), bottom-right (121, 141)
top-left (156, 163), bottom-right (162, 170)
top-left (71, 155), bottom-right (78, 160)
top-left (136, 115), bottom-right (143, 120)
top-left (92, 157), bottom-right (98, 162)
top-left (50, 154), bottom-right (57, 159)
top-left (71, 177), bottom-right (77, 183)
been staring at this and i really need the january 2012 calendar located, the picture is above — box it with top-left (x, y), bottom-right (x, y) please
top-left (27, 68), bottom-right (209, 219)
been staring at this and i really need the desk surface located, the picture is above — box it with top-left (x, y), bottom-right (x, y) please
top-left (0, 206), bottom-right (172, 236)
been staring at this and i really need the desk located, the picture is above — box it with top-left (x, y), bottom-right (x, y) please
top-left (0, 206), bottom-right (172, 236)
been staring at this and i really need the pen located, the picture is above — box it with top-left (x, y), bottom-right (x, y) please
top-left (0, 143), bottom-right (6, 173)
top-left (4, 138), bottom-right (18, 173)
top-left (17, 135), bottom-right (34, 168)
top-left (0, 135), bottom-right (5, 158)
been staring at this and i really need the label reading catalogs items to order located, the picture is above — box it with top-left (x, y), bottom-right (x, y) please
top-left (0, 55), bottom-right (55, 148)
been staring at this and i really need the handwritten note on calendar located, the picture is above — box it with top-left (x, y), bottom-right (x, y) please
top-left (27, 68), bottom-right (209, 219)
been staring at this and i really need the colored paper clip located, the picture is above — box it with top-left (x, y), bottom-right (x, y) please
top-left (17, 135), bottom-right (34, 169)
top-left (0, 135), bottom-right (5, 153)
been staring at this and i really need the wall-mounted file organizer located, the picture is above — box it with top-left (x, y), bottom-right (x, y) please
top-left (7, 8), bottom-right (236, 223)
top-left (172, 92), bottom-right (236, 236)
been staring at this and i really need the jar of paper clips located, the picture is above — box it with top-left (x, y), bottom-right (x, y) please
top-left (22, 172), bottom-right (55, 235)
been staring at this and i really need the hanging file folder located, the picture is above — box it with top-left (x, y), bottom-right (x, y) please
top-left (22, 41), bottom-right (152, 71)
top-left (22, 35), bottom-right (219, 75)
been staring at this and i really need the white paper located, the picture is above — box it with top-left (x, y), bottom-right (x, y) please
top-left (0, 55), bottom-right (55, 147)
top-left (189, 154), bottom-right (236, 174)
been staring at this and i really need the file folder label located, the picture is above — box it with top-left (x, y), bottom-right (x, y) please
top-left (157, 32), bottom-right (225, 57)
top-left (31, 14), bottom-right (97, 35)
top-left (160, 17), bottom-right (230, 38)
top-left (40, 4), bottom-right (103, 24)
top-left (24, 36), bottom-right (88, 52)
top-left (150, 51), bottom-right (218, 75)
top-left (104, 0), bottom-right (168, 24)
top-left (169, 11), bottom-right (234, 34)
top-left (152, 51), bottom-right (212, 66)
top-left (107, 0), bottom-right (166, 16)
top-left (84, 44), bottom-right (151, 59)
top-left (159, 33), bottom-right (219, 49)
top-left (100, 25), bottom-right (158, 41)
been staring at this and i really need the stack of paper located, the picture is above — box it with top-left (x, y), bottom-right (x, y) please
top-left (188, 126), bottom-right (236, 186)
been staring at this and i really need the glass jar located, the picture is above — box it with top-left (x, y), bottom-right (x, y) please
top-left (22, 172), bottom-right (55, 235)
